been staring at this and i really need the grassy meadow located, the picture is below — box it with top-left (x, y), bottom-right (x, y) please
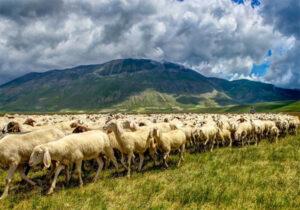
top-left (0, 100), bottom-right (299, 115)
top-left (0, 130), bottom-right (300, 209)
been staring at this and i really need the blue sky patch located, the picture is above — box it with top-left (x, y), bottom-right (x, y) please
top-left (232, 0), bottom-right (261, 8)
top-left (267, 49), bottom-right (272, 57)
top-left (251, 62), bottom-right (270, 77)
top-left (250, 49), bottom-right (272, 77)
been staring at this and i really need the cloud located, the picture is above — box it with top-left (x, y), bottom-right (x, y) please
top-left (0, 0), bottom-right (297, 88)
top-left (259, 0), bottom-right (300, 88)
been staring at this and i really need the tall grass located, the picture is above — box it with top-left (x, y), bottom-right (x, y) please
top-left (0, 133), bottom-right (300, 209)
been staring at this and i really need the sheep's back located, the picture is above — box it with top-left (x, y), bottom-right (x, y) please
top-left (160, 130), bottom-right (186, 148)
top-left (0, 128), bottom-right (64, 165)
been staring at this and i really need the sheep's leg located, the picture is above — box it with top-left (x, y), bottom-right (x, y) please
top-left (47, 161), bottom-right (60, 181)
top-left (46, 165), bottom-right (55, 181)
top-left (229, 139), bottom-right (232, 148)
top-left (177, 144), bottom-right (185, 167)
top-left (131, 154), bottom-right (137, 166)
top-left (149, 148), bottom-right (158, 166)
top-left (127, 152), bottom-right (133, 177)
top-left (221, 136), bottom-right (225, 146)
top-left (47, 164), bottom-right (65, 195)
top-left (204, 136), bottom-right (209, 145)
top-left (120, 154), bottom-right (128, 170)
top-left (210, 137), bottom-right (215, 152)
top-left (0, 163), bottom-right (18, 200)
top-left (75, 160), bottom-right (83, 187)
top-left (138, 153), bottom-right (144, 172)
top-left (105, 148), bottom-right (119, 170)
top-left (18, 166), bottom-right (36, 186)
top-left (65, 165), bottom-right (71, 184)
top-left (163, 151), bottom-right (170, 168)
top-left (104, 157), bottom-right (110, 170)
top-left (93, 157), bottom-right (104, 182)
top-left (24, 164), bottom-right (31, 176)
top-left (275, 135), bottom-right (278, 144)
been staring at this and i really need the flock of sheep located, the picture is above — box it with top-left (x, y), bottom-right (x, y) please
top-left (0, 113), bottom-right (299, 199)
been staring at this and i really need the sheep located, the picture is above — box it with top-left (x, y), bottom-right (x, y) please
top-left (169, 122), bottom-right (195, 148)
top-left (234, 121), bottom-right (253, 146)
top-left (150, 128), bottom-right (186, 168)
top-left (0, 128), bottom-right (65, 199)
top-left (196, 124), bottom-right (219, 152)
top-left (275, 119), bottom-right (289, 136)
top-left (29, 130), bottom-right (118, 194)
top-left (250, 120), bottom-right (265, 145)
top-left (217, 128), bottom-right (232, 147)
top-left (269, 126), bottom-right (279, 143)
top-left (103, 120), bottom-right (156, 177)
top-left (287, 116), bottom-right (300, 135)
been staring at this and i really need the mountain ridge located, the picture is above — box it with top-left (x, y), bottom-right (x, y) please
top-left (0, 58), bottom-right (299, 112)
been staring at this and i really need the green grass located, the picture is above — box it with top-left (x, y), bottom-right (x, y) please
top-left (1, 133), bottom-right (300, 209)
top-left (1, 100), bottom-right (299, 115)
top-left (192, 100), bottom-right (300, 114)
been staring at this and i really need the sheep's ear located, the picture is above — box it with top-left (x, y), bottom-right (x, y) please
top-left (43, 150), bottom-right (51, 168)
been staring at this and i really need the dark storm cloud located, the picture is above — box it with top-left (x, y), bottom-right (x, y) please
top-left (0, 0), bottom-right (64, 23)
top-left (261, 0), bottom-right (300, 39)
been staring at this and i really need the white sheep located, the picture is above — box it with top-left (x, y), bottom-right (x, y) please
top-left (104, 120), bottom-right (155, 177)
top-left (234, 121), bottom-right (253, 146)
top-left (29, 130), bottom-right (118, 194)
top-left (151, 128), bottom-right (186, 168)
top-left (217, 128), bottom-right (232, 147)
top-left (0, 128), bottom-right (65, 199)
top-left (197, 124), bottom-right (219, 152)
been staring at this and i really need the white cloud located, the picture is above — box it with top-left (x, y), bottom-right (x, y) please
top-left (0, 0), bottom-right (297, 88)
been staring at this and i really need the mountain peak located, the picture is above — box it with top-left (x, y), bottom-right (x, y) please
top-left (0, 58), bottom-right (299, 112)
top-left (94, 58), bottom-right (195, 76)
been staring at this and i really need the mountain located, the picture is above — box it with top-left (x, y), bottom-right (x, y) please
top-left (0, 58), bottom-right (299, 112)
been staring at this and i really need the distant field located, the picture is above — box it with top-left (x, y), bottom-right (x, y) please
top-left (0, 100), bottom-right (299, 115)
top-left (121, 100), bottom-right (300, 114)
top-left (1, 132), bottom-right (300, 209)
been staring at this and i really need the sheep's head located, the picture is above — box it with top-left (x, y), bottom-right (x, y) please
top-left (103, 120), bottom-right (118, 132)
top-left (271, 126), bottom-right (279, 135)
top-left (24, 118), bottom-right (36, 127)
top-left (70, 122), bottom-right (79, 128)
top-left (4, 121), bottom-right (21, 134)
top-left (139, 122), bottom-right (146, 127)
top-left (122, 120), bottom-right (137, 131)
top-left (150, 128), bottom-right (160, 141)
top-left (216, 121), bottom-right (223, 129)
top-left (29, 146), bottom-right (51, 168)
top-left (72, 126), bottom-right (90, 133)
top-left (237, 118), bottom-right (246, 123)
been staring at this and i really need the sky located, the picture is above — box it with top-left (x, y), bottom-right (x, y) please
top-left (0, 0), bottom-right (299, 89)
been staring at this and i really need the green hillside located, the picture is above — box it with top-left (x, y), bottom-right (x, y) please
top-left (0, 59), bottom-right (300, 112)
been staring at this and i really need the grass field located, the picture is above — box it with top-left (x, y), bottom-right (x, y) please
top-left (0, 131), bottom-right (300, 209)
top-left (1, 100), bottom-right (299, 115)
